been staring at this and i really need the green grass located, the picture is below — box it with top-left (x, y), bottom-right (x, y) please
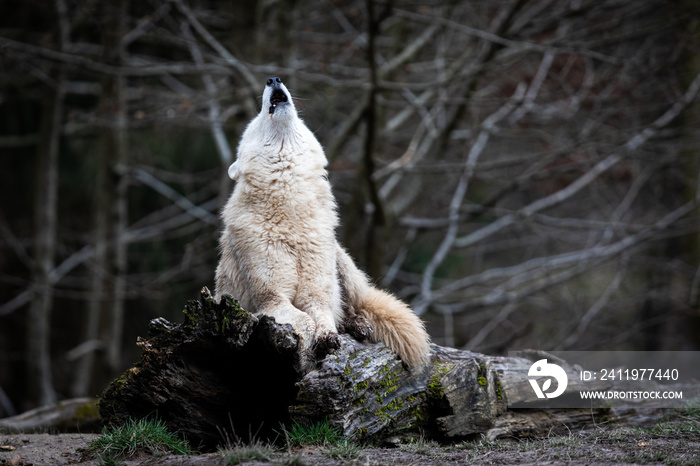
top-left (278, 420), bottom-right (363, 460)
top-left (281, 420), bottom-right (344, 447)
top-left (85, 418), bottom-right (193, 464)
top-left (633, 402), bottom-right (700, 438)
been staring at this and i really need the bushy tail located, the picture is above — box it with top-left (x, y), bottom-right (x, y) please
top-left (336, 245), bottom-right (431, 368)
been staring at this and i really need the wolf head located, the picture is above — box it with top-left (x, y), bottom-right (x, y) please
top-left (262, 77), bottom-right (296, 119)
top-left (228, 78), bottom-right (307, 180)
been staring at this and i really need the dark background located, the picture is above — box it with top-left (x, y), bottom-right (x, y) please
top-left (1, 0), bottom-right (699, 416)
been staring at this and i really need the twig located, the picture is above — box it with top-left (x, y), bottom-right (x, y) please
top-left (414, 83), bottom-right (526, 314)
top-left (0, 191), bottom-right (219, 317)
top-left (0, 212), bottom-right (34, 270)
top-left (121, 2), bottom-right (172, 47)
top-left (464, 302), bottom-right (518, 350)
top-left (437, 200), bottom-right (698, 313)
top-left (508, 48), bottom-right (556, 123)
top-left (393, 8), bottom-right (621, 65)
top-left (556, 260), bottom-right (627, 350)
top-left (382, 228), bottom-right (417, 287)
top-left (180, 20), bottom-right (233, 166)
top-left (131, 168), bottom-right (218, 225)
top-left (124, 198), bottom-right (220, 243)
top-left (0, 36), bottom-right (233, 76)
top-left (452, 68), bottom-right (700, 251)
top-left (171, 0), bottom-right (258, 112)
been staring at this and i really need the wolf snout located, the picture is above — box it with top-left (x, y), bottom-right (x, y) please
top-left (267, 77), bottom-right (282, 87)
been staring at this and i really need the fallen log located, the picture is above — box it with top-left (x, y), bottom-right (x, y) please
top-left (99, 288), bottom-right (664, 450)
top-left (0, 397), bottom-right (100, 434)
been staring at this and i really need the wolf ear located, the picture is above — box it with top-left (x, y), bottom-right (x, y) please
top-left (228, 161), bottom-right (240, 180)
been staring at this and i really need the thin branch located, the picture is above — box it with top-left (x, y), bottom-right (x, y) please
top-left (326, 18), bottom-right (441, 162)
top-left (508, 48), bottom-right (556, 123)
top-left (556, 261), bottom-right (627, 350)
top-left (180, 20), bottom-right (233, 166)
top-left (381, 0), bottom-right (527, 201)
top-left (131, 168), bottom-right (218, 225)
top-left (600, 165), bottom-right (654, 244)
top-left (0, 290), bottom-right (32, 317)
top-left (0, 192), bottom-right (219, 318)
top-left (414, 83), bottom-right (526, 314)
top-left (0, 37), bottom-right (233, 76)
top-left (0, 212), bottom-right (34, 270)
top-left (124, 197), bottom-right (220, 243)
top-left (171, 0), bottom-right (258, 111)
top-left (393, 7), bottom-right (621, 65)
top-left (438, 200), bottom-right (698, 313)
top-left (464, 302), bottom-right (518, 350)
top-left (382, 227), bottom-right (417, 287)
top-left (121, 3), bottom-right (172, 47)
top-left (452, 67), bottom-right (700, 251)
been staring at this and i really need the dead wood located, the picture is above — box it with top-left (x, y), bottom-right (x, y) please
top-left (0, 398), bottom-right (100, 434)
top-left (98, 288), bottom-right (664, 450)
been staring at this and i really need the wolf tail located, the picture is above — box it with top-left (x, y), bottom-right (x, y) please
top-left (336, 245), bottom-right (431, 368)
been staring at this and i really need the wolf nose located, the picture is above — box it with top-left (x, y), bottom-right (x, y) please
top-left (267, 77), bottom-right (282, 86)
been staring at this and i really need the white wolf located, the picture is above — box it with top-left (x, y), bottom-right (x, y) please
top-left (215, 77), bottom-right (430, 368)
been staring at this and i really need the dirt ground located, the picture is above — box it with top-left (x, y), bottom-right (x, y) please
top-left (1, 418), bottom-right (699, 466)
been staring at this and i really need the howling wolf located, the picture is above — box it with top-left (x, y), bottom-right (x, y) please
top-left (215, 77), bottom-right (430, 368)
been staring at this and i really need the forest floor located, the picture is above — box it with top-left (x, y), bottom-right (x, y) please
top-left (2, 416), bottom-right (699, 466)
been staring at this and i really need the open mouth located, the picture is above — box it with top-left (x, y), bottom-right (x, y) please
top-left (269, 89), bottom-right (288, 114)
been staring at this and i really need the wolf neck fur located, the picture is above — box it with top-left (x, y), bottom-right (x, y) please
top-left (240, 115), bottom-right (320, 192)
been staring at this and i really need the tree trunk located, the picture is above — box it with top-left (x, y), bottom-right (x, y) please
top-left (99, 288), bottom-right (665, 451)
top-left (680, 0), bottom-right (700, 345)
top-left (107, 0), bottom-right (130, 374)
top-left (73, 1), bottom-right (129, 395)
top-left (27, 76), bottom-right (65, 406)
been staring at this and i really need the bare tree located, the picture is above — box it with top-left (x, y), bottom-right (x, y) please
top-left (73, 1), bottom-right (130, 396)
top-left (26, 77), bottom-right (64, 406)
top-left (24, 0), bottom-right (71, 406)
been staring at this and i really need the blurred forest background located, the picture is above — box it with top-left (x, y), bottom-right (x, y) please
top-left (1, 0), bottom-right (699, 416)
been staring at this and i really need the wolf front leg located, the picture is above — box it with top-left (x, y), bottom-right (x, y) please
top-left (294, 263), bottom-right (343, 357)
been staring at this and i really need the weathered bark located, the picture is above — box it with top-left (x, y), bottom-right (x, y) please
top-left (100, 290), bottom-right (303, 449)
top-left (99, 289), bottom-right (663, 451)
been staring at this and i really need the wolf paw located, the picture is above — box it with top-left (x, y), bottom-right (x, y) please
top-left (341, 314), bottom-right (373, 342)
top-left (313, 331), bottom-right (341, 358)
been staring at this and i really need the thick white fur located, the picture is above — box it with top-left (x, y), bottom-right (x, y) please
top-left (215, 79), bottom-right (430, 368)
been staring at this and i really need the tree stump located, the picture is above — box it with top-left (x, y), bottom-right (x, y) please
top-left (99, 288), bottom-right (657, 450)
